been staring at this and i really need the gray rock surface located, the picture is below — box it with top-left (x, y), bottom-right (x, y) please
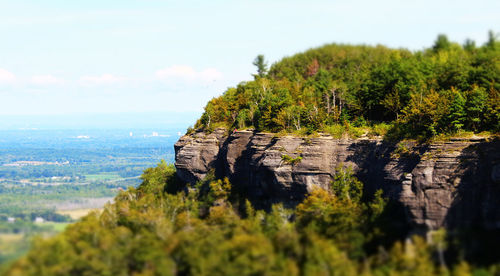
top-left (175, 129), bottom-right (500, 231)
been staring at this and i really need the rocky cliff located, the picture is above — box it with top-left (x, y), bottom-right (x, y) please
top-left (175, 129), bottom-right (500, 231)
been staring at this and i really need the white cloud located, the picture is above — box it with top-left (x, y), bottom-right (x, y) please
top-left (0, 68), bottom-right (16, 84)
top-left (155, 65), bottom-right (223, 83)
top-left (79, 74), bottom-right (126, 86)
top-left (30, 75), bottom-right (64, 85)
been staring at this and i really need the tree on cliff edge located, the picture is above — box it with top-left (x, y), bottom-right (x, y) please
top-left (252, 54), bottom-right (268, 79)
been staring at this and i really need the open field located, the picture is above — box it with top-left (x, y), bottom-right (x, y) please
top-left (0, 233), bottom-right (27, 266)
top-left (41, 222), bottom-right (70, 232)
top-left (0, 233), bottom-right (23, 244)
top-left (85, 173), bottom-right (121, 181)
top-left (0, 222), bottom-right (69, 270)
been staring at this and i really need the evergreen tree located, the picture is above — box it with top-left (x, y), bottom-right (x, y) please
top-left (465, 86), bottom-right (487, 131)
top-left (432, 34), bottom-right (451, 52)
top-left (485, 30), bottom-right (498, 50)
top-left (252, 54), bottom-right (268, 79)
top-left (447, 89), bottom-right (466, 132)
top-left (463, 38), bottom-right (476, 52)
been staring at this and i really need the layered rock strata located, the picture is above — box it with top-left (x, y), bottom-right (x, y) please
top-left (175, 129), bottom-right (500, 231)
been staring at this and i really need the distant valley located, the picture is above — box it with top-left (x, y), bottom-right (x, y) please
top-left (0, 127), bottom-right (182, 265)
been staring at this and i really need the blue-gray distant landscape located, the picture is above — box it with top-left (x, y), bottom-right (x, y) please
top-left (0, 123), bottom-right (189, 205)
top-left (0, 111), bottom-right (200, 130)
top-left (0, 113), bottom-right (193, 264)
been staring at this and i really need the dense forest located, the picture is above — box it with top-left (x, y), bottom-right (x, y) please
top-left (195, 32), bottom-right (499, 139)
top-left (5, 161), bottom-right (499, 275)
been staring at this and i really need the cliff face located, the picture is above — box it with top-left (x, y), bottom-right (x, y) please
top-left (175, 129), bottom-right (500, 231)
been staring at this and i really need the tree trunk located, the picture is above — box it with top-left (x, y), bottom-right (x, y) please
top-left (332, 88), bottom-right (336, 109)
top-left (325, 93), bottom-right (331, 114)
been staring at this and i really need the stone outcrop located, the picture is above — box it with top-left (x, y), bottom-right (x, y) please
top-left (174, 128), bottom-right (227, 184)
top-left (175, 129), bottom-right (500, 231)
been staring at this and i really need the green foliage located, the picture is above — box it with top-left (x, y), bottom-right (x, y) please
top-left (186, 125), bottom-right (195, 134)
top-left (331, 165), bottom-right (363, 202)
top-left (484, 88), bottom-right (500, 131)
top-left (485, 30), bottom-right (499, 50)
top-left (464, 86), bottom-right (488, 131)
top-left (207, 177), bottom-right (231, 203)
top-left (295, 166), bottom-right (388, 259)
top-left (323, 124), bottom-right (346, 138)
top-left (368, 122), bottom-right (392, 137)
top-left (5, 164), bottom-right (498, 275)
top-left (399, 89), bottom-right (452, 138)
top-left (193, 32), bottom-right (499, 139)
top-left (139, 160), bottom-right (181, 195)
top-left (447, 88), bottom-right (467, 131)
top-left (281, 154), bottom-right (302, 165)
top-left (321, 123), bottom-right (365, 139)
top-left (296, 187), bottom-right (366, 258)
top-left (252, 54), bottom-right (268, 79)
top-left (433, 34), bottom-right (452, 52)
top-left (391, 141), bottom-right (416, 159)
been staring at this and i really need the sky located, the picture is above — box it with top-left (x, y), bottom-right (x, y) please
top-left (0, 0), bottom-right (498, 121)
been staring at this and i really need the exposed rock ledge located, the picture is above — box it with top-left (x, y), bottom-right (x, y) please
top-left (175, 128), bottom-right (500, 231)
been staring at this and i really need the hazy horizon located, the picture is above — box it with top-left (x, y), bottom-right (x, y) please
top-left (0, 111), bottom-right (200, 130)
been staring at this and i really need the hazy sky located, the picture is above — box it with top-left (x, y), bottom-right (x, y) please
top-left (0, 0), bottom-right (498, 116)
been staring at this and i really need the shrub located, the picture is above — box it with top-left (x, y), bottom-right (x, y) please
top-left (281, 154), bottom-right (302, 165)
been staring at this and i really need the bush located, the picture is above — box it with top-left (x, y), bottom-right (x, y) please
top-left (281, 154), bottom-right (302, 165)
top-left (369, 123), bottom-right (392, 137)
top-left (323, 124), bottom-right (345, 138)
